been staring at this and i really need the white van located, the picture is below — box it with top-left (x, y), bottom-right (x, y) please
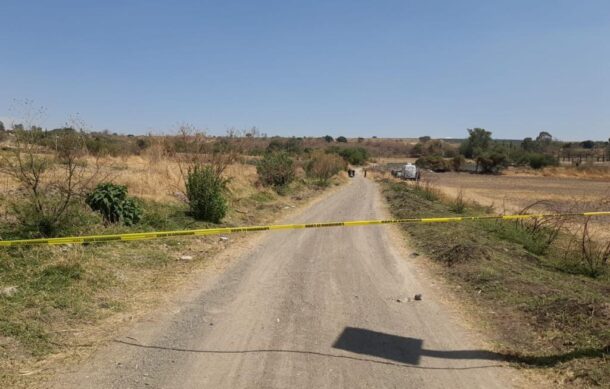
top-left (402, 163), bottom-right (420, 181)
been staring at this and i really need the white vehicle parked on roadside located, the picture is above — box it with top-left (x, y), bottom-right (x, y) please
top-left (401, 163), bottom-right (420, 181)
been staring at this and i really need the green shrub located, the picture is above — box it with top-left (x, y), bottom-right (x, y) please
top-left (528, 153), bottom-right (558, 169)
top-left (452, 155), bottom-right (465, 171)
top-left (415, 155), bottom-right (451, 172)
top-left (86, 183), bottom-right (142, 225)
top-left (476, 151), bottom-right (508, 173)
top-left (185, 165), bottom-right (228, 222)
top-left (337, 147), bottom-right (369, 165)
top-left (257, 151), bottom-right (295, 189)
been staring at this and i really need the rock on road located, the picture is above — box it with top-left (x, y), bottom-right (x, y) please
top-left (58, 174), bottom-right (520, 388)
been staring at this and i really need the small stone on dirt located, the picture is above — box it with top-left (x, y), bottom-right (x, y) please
top-left (414, 294), bottom-right (422, 301)
top-left (409, 252), bottom-right (420, 258)
top-left (1, 286), bottom-right (18, 297)
top-left (179, 255), bottom-right (193, 261)
top-left (219, 236), bottom-right (229, 241)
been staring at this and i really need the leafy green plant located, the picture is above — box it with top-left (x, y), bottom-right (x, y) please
top-left (527, 153), bottom-right (558, 169)
top-left (86, 183), bottom-right (142, 225)
top-left (337, 147), bottom-right (369, 165)
top-left (185, 164), bottom-right (228, 223)
top-left (256, 151), bottom-right (295, 190)
top-left (415, 155), bottom-right (451, 172)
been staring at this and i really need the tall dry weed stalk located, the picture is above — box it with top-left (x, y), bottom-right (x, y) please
top-left (450, 189), bottom-right (466, 213)
top-left (0, 129), bottom-right (101, 235)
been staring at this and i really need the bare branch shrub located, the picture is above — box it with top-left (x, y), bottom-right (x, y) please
top-left (0, 128), bottom-right (99, 236)
top-left (563, 217), bottom-right (610, 276)
top-left (515, 200), bottom-right (567, 250)
top-left (306, 150), bottom-right (346, 186)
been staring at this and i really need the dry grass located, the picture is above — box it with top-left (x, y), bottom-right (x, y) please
top-left (0, 152), bottom-right (261, 205)
top-left (504, 165), bottom-right (610, 181)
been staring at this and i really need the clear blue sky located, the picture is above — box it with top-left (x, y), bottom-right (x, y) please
top-left (1, 0), bottom-right (609, 140)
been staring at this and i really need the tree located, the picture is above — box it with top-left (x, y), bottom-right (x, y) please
top-left (536, 131), bottom-right (553, 143)
top-left (323, 135), bottom-right (334, 143)
top-left (336, 136), bottom-right (348, 143)
top-left (0, 120), bottom-right (5, 132)
top-left (581, 140), bottom-right (595, 149)
top-left (459, 128), bottom-right (492, 158)
top-left (452, 155), bottom-right (465, 171)
top-left (425, 139), bottom-right (443, 155)
top-left (476, 150), bottom-right (507, 173)
top-left (337, 147), bottom-right (369, 165)
top-left (418, 136), bottom-right (431, 143)
top-left (521, 137), bottom-right (536, 152)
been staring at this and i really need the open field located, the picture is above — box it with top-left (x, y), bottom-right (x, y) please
top-left (422, 171), bottom-right (610, 214)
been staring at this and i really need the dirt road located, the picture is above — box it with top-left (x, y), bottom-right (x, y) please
top-left (58, 175), bottom-right (520, 388)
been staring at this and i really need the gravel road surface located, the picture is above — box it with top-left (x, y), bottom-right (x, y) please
top-left (58, 174), bottom-right (520, 388)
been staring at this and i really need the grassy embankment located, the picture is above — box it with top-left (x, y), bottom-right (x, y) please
top-left (0, 156), bottom-right (346, 387)
top-left (380, 178), bottom-right (609, 387)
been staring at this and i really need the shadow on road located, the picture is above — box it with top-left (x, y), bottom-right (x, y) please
top-left (113, 339), bottom-right (502, 371)
top-left (332, 327), bottom-right (505, 366)
top-left (332, 327), bottom-right (609, 368)
top-left (113, 326), bottom-right (608, 370)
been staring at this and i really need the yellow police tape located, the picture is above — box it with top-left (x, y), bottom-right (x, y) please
top-left (1, 211), bottom-right (609, 247)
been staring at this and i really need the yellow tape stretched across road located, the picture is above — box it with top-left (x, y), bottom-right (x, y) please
top-left (1, 211), bottom-right (610, 247)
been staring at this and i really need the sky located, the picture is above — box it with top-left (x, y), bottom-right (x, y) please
top-left (1, 0), bottom-right (609, 140)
